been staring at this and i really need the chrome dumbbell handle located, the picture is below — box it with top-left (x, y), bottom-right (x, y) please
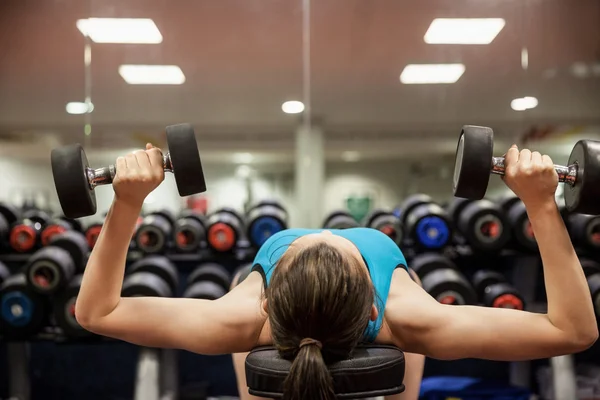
top-left (490, 157), bottom-right (578, 185)
top-left (86, 153), bottom-right (173, 189)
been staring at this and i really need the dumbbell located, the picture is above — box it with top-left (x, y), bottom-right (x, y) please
top-left (362, 209), bottom-right (403, 245)
top-left (322, 210), bottom-right (360, 230)
top-left (52, 274), bottom-right (94, 338)
top-left (246, 201), bottom-right (288, 248)
top-left (40, 216), bottom-right (83, 247)
top-left (9, 209), bottom-right (50, 253)
top-left (183, 263), bottom-right (231, 300)
top-left (581, 258), bottom-right (600, 317)
top-left (24, 231), bottom-right (89, 295)
top-left (135, 210), bottom-right (176, 254)
top-left (498, 197), bottom-right (537, 251)
top-left (453, 125), bottom-right (600, 215)
top-left (174, 210), bottom-right (208, 253)
top-left (207, 208), bottom-right (245, 252)
top-left (0, 203), bottom-right (20, 249)
top-left (447, 198), bottom-right (511, 253)
top-left (566, 214), bottom-right (600, 253)
top-left (51, 123), bottom-right (206, 219)
top-left (122, 256), bottom-right (179, 298)
top-left (472, 270), bottom-right (525, 310)
top-left (410, 253), bottom-right (477, 305)
top-left (84, 220), bottom-right (104, 249)
top-left (399, 195), bottom-right (452, 250)
top-left (0, 273), bottom-right (49, 338)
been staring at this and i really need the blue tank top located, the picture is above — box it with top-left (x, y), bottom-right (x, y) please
top-left (251, 228), bottom-right (408, 342)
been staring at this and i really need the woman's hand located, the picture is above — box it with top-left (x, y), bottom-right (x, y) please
top-left (113, 143), bottom-right (165, 208)
top-left (502, 144), bottom-right (558, 209)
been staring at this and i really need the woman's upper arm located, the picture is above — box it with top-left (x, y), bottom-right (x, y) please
top-left (84, 275), bottom-right (267, 355)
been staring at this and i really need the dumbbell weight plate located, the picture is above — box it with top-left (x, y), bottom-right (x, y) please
top-left (174, 211), bottom-right (207, 252)
top-left (459, 200), bottom-right (510, 252)
top-left (445, 198), bottom-right (473, 225)
top-left (85, 222), bottom-right (103, 249)
top-left (484, 283), bottom-right (524, 310)
top-left (0, 203), bottom-right (20, 226)
top-left (247, 205), bottom-right (288, 248)
top-left (247, 201), bottom-right (288, 218)
top-left (25, 247), bottom-right (76, 294)
top-left (568, 214), bottom-right (600, 252)
top-left (135, 212), bottom-right (174, 254)
top-left (564, 140), bottom-right (600, 215)
top-left (587, 273), bottom-right (600, 317)
top-left (122, 272), bottom-right (173, 298)
top-left (507, 201), bottom-right (537, 251)
top-left (398, 194), bottom-right (433, 228)
top-left (127, 256), bottom-right (179, 295)
top-left (166, 124), bottom-right (207, 197)
top-left (0, 261), bottom-right (9, 286)
top-left (421, 269), bottom-right (477, 306)
top-left (52, 275), bottom-right (93, 338)
top-left (322, 210), bottom-right (359, 229)
top-left (472, 270), bottom-right (506, 299)
top-left (187, 263), bottom-right (231, 293)
top-left (183, 281), bottom-right (227, 300)
top-left (48, 230), bottom-right (89, 273)
top-left (452, 126), bottom-right (494, 200)
top-left (410, 253), bottom-right (458, 280)
top-left (405, 204), bottom-right (451, 249)
top-left (207, 209), bottom-right (244, 252)
top-left (362, 209), bottom-right (389, 228)
top-left (370, 214), bottom-right (403, 245)
top-left (0, 274), bottom-right (48, 338)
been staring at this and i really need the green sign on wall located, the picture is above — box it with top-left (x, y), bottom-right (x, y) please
top-left (346, 195), bottom-right (372, 222)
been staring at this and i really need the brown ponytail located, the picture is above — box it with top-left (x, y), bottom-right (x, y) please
top-left (283, 339), bottom-right (335, 400)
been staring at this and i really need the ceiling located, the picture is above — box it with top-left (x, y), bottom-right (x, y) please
top-left (0, 0), bottom-right (599, 163)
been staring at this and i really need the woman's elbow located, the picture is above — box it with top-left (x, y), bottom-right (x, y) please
top-left (574, 327), bottom-right (599, 351)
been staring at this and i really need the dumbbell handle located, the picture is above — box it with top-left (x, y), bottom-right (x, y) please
top-left (86, 153), bottom-right (173, 189)
top-left (491, 157), bottom-right (578, 185)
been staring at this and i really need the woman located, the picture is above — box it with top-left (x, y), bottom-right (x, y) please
top-left (76, 144), bottom-right (598, 400)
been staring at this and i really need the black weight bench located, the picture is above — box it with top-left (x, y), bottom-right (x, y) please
top-left (245, 344), bottom-right (405, 399)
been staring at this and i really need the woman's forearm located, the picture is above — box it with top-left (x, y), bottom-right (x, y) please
top-left (76, 199), bottom-right (142, 325)
top-left (528, 201), bottom-right (598, 343)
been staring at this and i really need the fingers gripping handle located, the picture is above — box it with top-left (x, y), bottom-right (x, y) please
top-left (87, 153), bottom-right (173, 189)
top-left (491, 157), bottom-right (578, 185)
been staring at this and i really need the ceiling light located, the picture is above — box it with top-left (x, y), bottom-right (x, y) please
top-left (118, 65), bottom-right (185, 85)
top-left (424, 18), bottom-right (505, 44)
top-left (233, 153), bottom-right (254, 164)
top-left (400, 64), bottom-right (465, 84)
top-left (342, 151), bottom-right (361, 162)
top-left (235, 165), bottom-right (252, 179)
top-left (66, 102), bottom-right (94, 115)
top-left (281, 101), bottom-right (305, 114)
top-left (76, 18), bottom-right (162, 44)
top-left (571, 62), bottom-right (590, 78)
top-left (511, 96), bottom-right (538, 111)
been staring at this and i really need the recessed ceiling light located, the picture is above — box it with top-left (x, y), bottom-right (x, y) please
top-left (400, 64), bottom-right (465, 84)
top-left (76, 18), bottom-right (163, 44)
top-left (281, 101), bottom-right (305, 114)
top-left (66, 102), bottom-right (94, 115)
top-left (511, 96), bottom-right (538, 111)
top-left (424, 18), bottom-right (505, 45)
top-left (233, 153), bottom-right (254, 164)
top-left (342, 151), bottom-right (361, 162)
top-left (118, 65), bottom-right (185, 85)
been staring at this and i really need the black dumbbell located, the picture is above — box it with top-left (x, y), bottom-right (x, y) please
top-left (399, 195), bottom-right (452, 250)
top-left (174, 210), bottom-right (208, 253)
top-left (9, 209), bottom-right (50, 253)
top-left (581, 258), bottom-right (600, 318)
top-left (246, 201), bottom-right (288, 248)
top-left (124, 256), bottom-right (179, 298)
top-left (134, 210), bottom-right (176, 254)
top-left (183, 263), bottom-right (231, 300)
top-left (84, 220), bottom-right (104, 249)
top-left (362, 209), bottom-right (403, 245)
top-left (498, 196), bottom-right (537, 251)
top-left (0, 274), bottom-right (49, 338)
top-left (207, 208), bottom-right (245, 252)
top-left (0, 203), bottom-right (20, 249)
top-left (51, 123), bottom-right (207, 219)
top-left (52, 274), bottom-right (94, 338)
top-left (566, 214), bottom-right (600, 253)
top-left (453, 125), bottom-right (600, 215)
top-left (40, 216), bottom-right (83, 247)
top-left (410, 253), bottom-right (477, 305)
top-left (322, 210), bottom-right (360, 230)
top-left (24, 231), bottom-right (89, 295)
top-left (447, 198), bottom-right (511, 253)
top-left (472, 270), bottom-right (525, 310)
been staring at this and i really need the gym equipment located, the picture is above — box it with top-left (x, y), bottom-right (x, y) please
top-left (246, 201), bottom-right (288, 248)
top-left (0, 261), bottom-right (9, 286)
top-left (9, 209), bottom-right (50, 253)
top-left (206, 208), bottom-right (245, 252)
top-left (322, 210), bottom-right (360, 230)
top-left (232, 263), bottom-right (254, 286)
top-left (453, 125), bottom-right (600, 215)
top-left (40, 216), bottom-right (83, 246)
top-left (173, 210), bottom-right (207, 252)
top-left (52, 274), bottom-right (93, 338)
top-left (411, 253), bottom-right (477, 305)
top-left (0, 203), bottom-right (19, 248)
top-left (84, 221), bottom-right (103, 249)
top-left (362, 209), bottom-right (403, 245)
top-left (0, 274), bottom-right (48, 338)
top-left (399, 195), bottom-right (452, 250)
top-left (566, 214), bottom-right (600, 252)
top-left (245, 344), bottom-right (405, 398)
top-left (447, 198), bottom-right (510, 252)
top-left (51, 123), bottom-right (206, 219)
top-left (134, 210), bottom-right (175, 254)
top-left (183, 263), bottom-right (231, 300)
top-left (472, 270), bottom-right (524, 310)
top-left (581, 259), bottom-right (600, 317)
top-left (127, 256), bottom-right (179, 295)
top-left (499, 197), bottom-right (537, 251)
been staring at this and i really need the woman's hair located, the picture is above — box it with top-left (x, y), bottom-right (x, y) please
top-left (267, 241), bottom-right (375, 400)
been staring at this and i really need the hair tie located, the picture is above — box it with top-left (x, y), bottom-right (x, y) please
top-left (299, 338), bottom-right (322, 350)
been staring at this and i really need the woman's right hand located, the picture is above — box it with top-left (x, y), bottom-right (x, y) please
top-left (113, 143), bottom-right (165, 207)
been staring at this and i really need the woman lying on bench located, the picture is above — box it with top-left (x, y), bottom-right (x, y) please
top-left (75, 143), bottom-right (598, 400)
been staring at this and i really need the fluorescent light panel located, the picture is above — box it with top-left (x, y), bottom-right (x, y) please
top-left (119, 65), bottom-right (185, 85)
top-left (424, 18), bottom-right (505, 44)
top-left (281, 101), bottom-right (305, 114)
top-left (66, 102), bottom-right (94, 114)
top-left (511, 96), bottom-right (538, 111)
top-left (400, 64), bottom-right (465, 84)
top-left (77, 18), bottom-right (162, 44)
